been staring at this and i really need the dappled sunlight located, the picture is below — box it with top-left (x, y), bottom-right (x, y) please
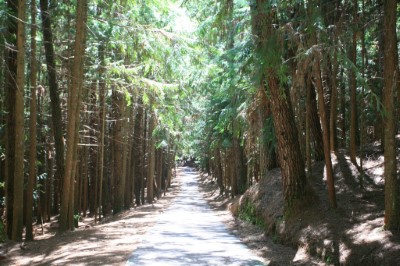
top-left (346, 217), bottom-right (386, 244)
top-left (127, 168), bottom-right (265, 265)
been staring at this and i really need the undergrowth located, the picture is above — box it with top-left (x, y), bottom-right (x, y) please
top-left (238, 199), bottom-right (265, 228)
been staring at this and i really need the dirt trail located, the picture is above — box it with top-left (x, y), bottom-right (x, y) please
top-left (126, 167), bottom-right (265, 265)
top-left (2, 167), bottom-right (322, 265)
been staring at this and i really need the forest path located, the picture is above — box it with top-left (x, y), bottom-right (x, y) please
top-left (126, 167), bottom-right (266, 266)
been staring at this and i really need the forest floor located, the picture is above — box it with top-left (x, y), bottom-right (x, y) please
top-left (0, 170), bottom-right (184, 265)
top-left (201, 141), bottom-right (400, 265)
top-left (1, 143), bottom-right (400, 265)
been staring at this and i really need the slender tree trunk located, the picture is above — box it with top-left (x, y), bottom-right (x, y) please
top-left (383, 0), bottom-right (399, 230)
top-left (215, 148), bottom-right (224, 195)
top-left (60, 0), bottom-right (88, 231)
top-left (309, 80), bottom-right (325, 161)
top-left (11, 0), bottom-right (26, 241)
top-left (349, 1), bottom-right (358, 163)
top-left (39, 0), bottom-right (65, 212)
top-left (313, 50), bottom-right (337, 209)
top-left (360, 4), bottom-right (367, 186)
top-left (5, 0), bottom-right (18, 240)
top-left (349, 33), bottom-right (357, 164)
top-left (97, 41), bottom-right (106, 221)
top-left (306, 74), bottom-right (312, 176)
top-left (25, 0), bottom-right (37, 241)
top-left (133, 98), bottom-right (144, 206)
top-left (141, 110), bottom-right (147, 205)
top-left (147, 111), bottom-right (155, 204)
top-left (339, 69), bottom-right (346, 148)
top-left (111, 88), bottom-right (124, 214)
top-left (330, 39), bottom-right (338, 152)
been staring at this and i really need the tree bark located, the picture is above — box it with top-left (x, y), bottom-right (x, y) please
top-left (313, 49), bottom-right (337, 209)
top-left (11, 0), bottom-right (26, 241)
top-left (349, 35), bottom-right (358, 163)
top-left (39, 0), bottom-right (65, 212)
top-left (309, 79), bottom-right (324, 161)
top-left (4, 0), bottom-right (18, 240)
top-left (147, 111), bottom-right (156, 204)
top-left (383, 0), bottom-right (399, 230)
top-left (60, 0), bottom-right (88, 231)
top-left (250, 0), bottom-right (308, 208)
top-left (25, 0), bottom-right (37, 241)
top-left (112, 88), bottom-right (124, 214)
top-left (330, 41), bottom-right (338, 152)
top-left (133, 98), bottom-right (144, 206)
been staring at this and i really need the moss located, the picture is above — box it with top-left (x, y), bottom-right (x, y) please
top-left (238, 199), bottom-right (265, 228)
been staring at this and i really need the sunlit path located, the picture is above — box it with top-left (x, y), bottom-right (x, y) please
top-left (126, 167), bottom-right (265, 266)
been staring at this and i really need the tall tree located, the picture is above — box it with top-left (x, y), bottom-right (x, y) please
top-left (133, 98), bottom-right (144, 206)
top-left (11, 0), bottom-right (26, 241)
top-left (383, 0), bottom-right (399, 231)
top-left (4, 0), bottom-right (18, 240)
top-left (112, 88), bottom-right (125, 214)
top-left (25, 0), bottom-right (38, 241)
top-left (147, 110), bottom-right (156, 204)
top-left (313, 49), bottom-right (337, 208)
top-left (60, 0), bottom-right (88, 231)
top-left (250, 0), bottom-right (308, 209)
top-left (39, 0), bottom-right (65, 212)
top-left (349, 0), bottom-right (358, 164)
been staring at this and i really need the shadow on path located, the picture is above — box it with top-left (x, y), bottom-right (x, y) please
top-left (126, 167), bottom-right (266, 266)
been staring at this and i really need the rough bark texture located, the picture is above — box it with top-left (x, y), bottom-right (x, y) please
top-left (60, 0), bottom-right (88, 231)
top-left (250, 0), bottom-right (307, 208)
top-left (267, 71), bottom-right (308, 206)
top-left (309, 78), bottom-right (324, 161)
top-left (313, 52), bottom-right (337, 209)
top-left (383, 0), bottom-right (399, 231)
top-left (4, 0), bottom-right (18, 240)
top-left (11, 0), bottom-right (25, 241)
top-left (133, 98), bottom-right (144, 206)
top-left (112, 89), bottom-right (124, 214)
top-left (25, 0), bottom-right (37, 241)
top-left (147, 112), bottom-right (156, 204)
top-left (349, 30), bottom-right (358, 163)
top-left (39, 0), bottom-right (65, 211)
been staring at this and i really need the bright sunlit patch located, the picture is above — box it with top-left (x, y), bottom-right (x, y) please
top-left (169, 3), bottom-right (196, 34)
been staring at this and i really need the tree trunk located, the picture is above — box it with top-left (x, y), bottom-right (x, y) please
top-left (11, 0), bottom-right (26, 241)
top-left (214, 148), bottom-right (224, 195)
top-left (133, 98), bottom-right (144, 206)
top-left (349, 33), bottom-right (358, 164)
top-left (383, 0), bottom-right (399, 230)
top-left (25, 0), bottom-right (37, 241)
top-left (250, 0), bottom-right (308, 209)
top-left (96, 40), bottom-right (106, 221)
top-left (112, 88), bottom-right (124, 214)
top-left (309, 78), bottom-right (325, 161)
top-left (339, 68), bottom-right (346, 148)
top-left (313, 50), bottom-right (337, 209)
top-left (330, 40), bottom-right (338, 152)
top-left (147, 111), bottom-right (156, 204)
top-left (60, 0), bottom-right (88, 231)
top-left (39, 0), bottom-right (65, 212)
top-left (4, 0), bottom-right (18, 240)
top-left (306, 74), bottom-right (312, 176)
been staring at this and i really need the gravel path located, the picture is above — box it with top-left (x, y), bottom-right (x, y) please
top-left (126, 168), bottom-right (266, 266)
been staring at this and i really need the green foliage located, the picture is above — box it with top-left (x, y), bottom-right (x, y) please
top-left (238, 199), bottom-right (265, 228)
top-left (0, 220), bottom-right (7, 242)
top-left (73, 214), bottom-right (80, 228)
